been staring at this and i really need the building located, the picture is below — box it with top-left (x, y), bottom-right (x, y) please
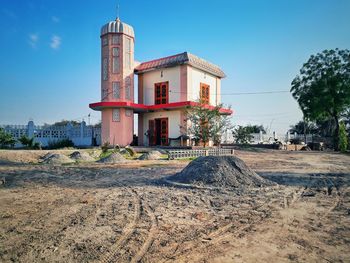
top-left (89, 17), bottom-right (233, 146)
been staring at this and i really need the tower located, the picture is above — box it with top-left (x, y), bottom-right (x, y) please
top-left (99, 17), bottom-right (135, 146)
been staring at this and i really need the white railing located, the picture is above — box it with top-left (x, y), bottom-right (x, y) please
top-left (221, 130), bottom-right (315, 144)
top-left (1, 121), bottom-right (101, 147)
top-left (168, 148), bottom-right (234, 159)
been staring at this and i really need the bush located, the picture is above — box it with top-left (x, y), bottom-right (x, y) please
top-left (338, 122), bottom-right (348, 152)
top-left (0, 128), bottom-right (16, 148)
top-left (18, 135), bottom-right (41, 149)
top-left (232, 126), bottom-right (253, 144)
top-left (47, 139), bottom-right (74, 149)
top-left (101, 142), bottom-right (111, 153)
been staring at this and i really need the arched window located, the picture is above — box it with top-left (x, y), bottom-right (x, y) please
top-left (125, 77), bottom-right (131, 100)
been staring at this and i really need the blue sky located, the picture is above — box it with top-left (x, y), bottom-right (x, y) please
top-left (0, 0), bottom-right (349, 133)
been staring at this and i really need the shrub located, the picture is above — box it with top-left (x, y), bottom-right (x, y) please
top-left (338, 122), bottom-right (348, 152)
top-left (101, 142), bottom-right (111, 153)
top-left (47, 139), bottom-right (74, 149)
top-left (0, 128), bottom-right (16, 148)
top-left (18, 135), bottom-right (41, 149)
top-left (232, 126), bottom-right (253, 144)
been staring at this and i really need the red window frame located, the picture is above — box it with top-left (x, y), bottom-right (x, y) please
top-left (154, 81), bottom-right (169, 105)
top-left (200, 83), bottom-right (210, 105)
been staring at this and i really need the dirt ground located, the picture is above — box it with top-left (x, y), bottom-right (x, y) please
top-left (0, 148), bottom-right (349, 263)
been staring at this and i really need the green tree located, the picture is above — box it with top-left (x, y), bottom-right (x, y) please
top-left (291, 49), bottom-right (350, 150)
top-left (0, 128), bottom-right (16, 148)
top-left (232, 126), bottom-right (253, 144)
top-left (338, 122), bottom-right (348, 152)
top-left (289, 120), bottom-right (319, 134)
top-left (245, 124), bottom-right (267, 134)
top-left (182, 100), bottom-right (232, 147)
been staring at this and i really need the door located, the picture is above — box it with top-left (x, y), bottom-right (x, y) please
top-left (148, 120), bottom-right (156, 146)
top-left (159, 118), bottom-right (168, 146)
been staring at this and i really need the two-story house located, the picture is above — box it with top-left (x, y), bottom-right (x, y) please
top-left (89, 17), bottom-right (232, 146)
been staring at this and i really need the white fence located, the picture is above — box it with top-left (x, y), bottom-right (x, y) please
top-left (221, 130), bottom-right (314, 144)
top-left (0, 121), bottom-right (101, 147)
top-left (168, 148), bottom-right (234, 159)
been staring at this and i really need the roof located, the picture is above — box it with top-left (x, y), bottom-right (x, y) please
top-left (134, 52), bottom-right (226, 78)
top-left (100, 18), bottom-right (134, 38)
top-left (89, 101), bottom-right (233, 115)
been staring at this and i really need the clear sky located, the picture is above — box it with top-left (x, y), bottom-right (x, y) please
top-left (0, 0), bottom-right (349, 134)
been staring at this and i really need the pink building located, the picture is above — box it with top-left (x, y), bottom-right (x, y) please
top-left (90, 17), bottom-right (232, 146)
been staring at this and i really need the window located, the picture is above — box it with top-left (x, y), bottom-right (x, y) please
top-left (125, 77), bottom-right (131, 100)
top-left (125, 109), bottom-right (132, 117)
top-left (154, 82), bottom-right (168, 105)
top-left (125, 37), bottom-right (132, 69)
top-left (112, 35), bottom-right (119, 45)
top-left (112, 82), bottom-right (120, 99)
top-left (102, 85), bottom-right (109, 100)
top-left (112, 109), bottom-right (120, 122)
top-left (103, 57), bottom-right (108, 80)
top-left (112, 47), bottom-right (119, 74)
top-left (200, 83), bottom-right (210, 105)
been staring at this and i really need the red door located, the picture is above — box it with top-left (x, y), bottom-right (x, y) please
top-left (160, 118), bottom-right (168, 146)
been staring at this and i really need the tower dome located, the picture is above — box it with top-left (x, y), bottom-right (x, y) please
top-left (100, 18), bottom-right (134, 38)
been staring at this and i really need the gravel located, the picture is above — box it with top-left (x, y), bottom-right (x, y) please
top-left (168, 155), bottom-right (274, 188)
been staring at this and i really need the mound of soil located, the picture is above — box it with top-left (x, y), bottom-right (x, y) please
top-left (41, 153), bottom-right (74, 164)
top-left (138, 150), bottom-right (162, 160)
top-left (69, 151), bottom-right (95, 162)
top-left (98, 152), bottom-right (126, 163)
top-left (168, 156), bottom-right (274, 188)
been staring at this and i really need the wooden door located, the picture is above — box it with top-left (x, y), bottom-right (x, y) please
top-left (160, 118), bottom-right (168, 146)
top-left (149, 120), bottom-right (156, 146)
top-left (154, 82), bottom-right (168, 105)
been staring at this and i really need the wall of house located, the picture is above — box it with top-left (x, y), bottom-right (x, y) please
top-left (187, 66), bottom-right (220, 106)
top-left (140, 110), bottom-right (182, 146)
top-left (142, 67), bottom-right (181, 105)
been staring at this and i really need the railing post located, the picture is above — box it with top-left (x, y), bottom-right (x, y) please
top-left (27, 121), bottom-right (34, 138)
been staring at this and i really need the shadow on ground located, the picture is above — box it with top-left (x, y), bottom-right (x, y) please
top-left (259, 172), bottom-right (350, 188)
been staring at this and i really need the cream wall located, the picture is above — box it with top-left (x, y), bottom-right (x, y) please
top-left (187, 66), bottom-right (221, 106)
top-left (142, 67), bottom-right (181, 105)
top-left (141, 110), bottom-right (182, 146)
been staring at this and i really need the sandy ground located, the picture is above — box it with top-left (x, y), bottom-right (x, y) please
top-left (0, 149), bottom-right (349, 262)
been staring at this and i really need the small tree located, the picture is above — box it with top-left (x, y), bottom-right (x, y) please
top-left (339, 122), bottom-right (348, 152)
top-left (18, 135), bottom-right (41, 149)
top-left (232, 126), bottom-right (253, 144)
top-left (245, 124), bottom-right (267, 134)
top-left (182, 101), bottom-right (232, 147)
top-left (0, 128), bottom-right (16, 148)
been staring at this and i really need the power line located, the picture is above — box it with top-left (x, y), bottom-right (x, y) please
top-left (168, 90), bottom-right (290, 96)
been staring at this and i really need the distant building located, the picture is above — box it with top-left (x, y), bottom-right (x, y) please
top-left (89, 17), bottom-right (232, 146)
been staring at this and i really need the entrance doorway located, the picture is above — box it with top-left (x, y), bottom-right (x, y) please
top-left (148, 118), bottom-right (168, 146)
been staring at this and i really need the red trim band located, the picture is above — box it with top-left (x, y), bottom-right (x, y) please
top-left (89, 101), bottom-right (233, 115)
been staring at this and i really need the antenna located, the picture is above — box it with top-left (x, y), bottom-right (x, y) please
top-left (116, 3), bottom-right (120, 19)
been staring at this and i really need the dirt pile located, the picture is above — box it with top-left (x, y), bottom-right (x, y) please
top-left (69, 151), bottom-right (95, 162)
top-left (138, 150), bottom-right (162, 160)
top-left (168, 156), bottom-right (274, 188)
top-left (41, 153), bottom-right (74, 164)
top-left (98, 152), bottom-right (126, 163)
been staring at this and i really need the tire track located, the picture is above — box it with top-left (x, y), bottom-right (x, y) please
top-left (99, 188), bottom-right (141, 263)
top-left (130, 204), bottom-right (158, 263)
